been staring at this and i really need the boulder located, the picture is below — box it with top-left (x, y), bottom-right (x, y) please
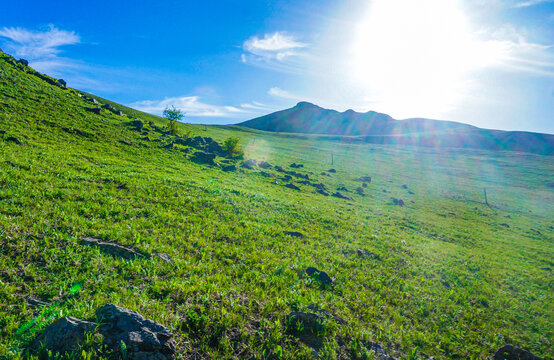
top-left (17, 58), bottom-right (29, 66)
top-left (391, 198), bottom-right (405, 206)
top-left (493, 344), bottom-right (543, 360)
top-left (328, 168), bottom-right (336, 173)
top-left (355, 187), bottom-right (365, 195)
top-left (222, 164), bottom-right (237, 172)
top-left (275, 165), bottom-right (285, 172)
top-left (206, 141), bottom-right (223, 154)
top-left (91, 98), bottom-right (99, 104)
top-left (57, 79), bottom-right (67, 88)
top-left (131, 120), bottom-right (144, 131)
top-left (191, 151), bottom-right (216, 164)
top-left (290, 163), bottom-right (303, 168)
top-left (95, 303), bottom-right (175, 359)
top-left (242, 159), bottom-right (257, 169)
top-left (333, 192), bottom-right (353, 200)
top-left (317, 189), bottom-right (330, 196)
top-left (356, 176), bottom-right (372, 183)
top-left (402, 184), bottom-right (408, 189)
top-left (362, 182), bottom-right (368, 188)
top-left (28, 316), bottom-right (97, 356)
top-left (5, 135), bottom-right (22, 145)
top-left (258, 161), bottom-right (272, 169)
top-left (285, 183), bottom-right (300, 191)
top-left (86, 107), bottom-right (101, 115)
top-left (305, 267), bottom-right (333, 286)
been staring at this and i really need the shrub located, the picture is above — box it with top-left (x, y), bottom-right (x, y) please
top-left (222, 136), bottom-right (242, 157)
top-left (162, 106), bottom-right (184, 136)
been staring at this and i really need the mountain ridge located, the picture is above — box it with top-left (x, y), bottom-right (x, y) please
top-left (238, 102), bottom-right (554, 155)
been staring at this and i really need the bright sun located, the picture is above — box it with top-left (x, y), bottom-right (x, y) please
top-left (350, 0), bottom-right (501, 119)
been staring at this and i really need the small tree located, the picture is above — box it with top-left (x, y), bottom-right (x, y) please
top-left (162, 106), bottom-right (184, 136)
top-left (222, 136), bottom-right (242, 157)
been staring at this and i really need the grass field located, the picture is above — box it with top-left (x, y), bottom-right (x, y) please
top-left (0, 51), bottom-right (553, 359)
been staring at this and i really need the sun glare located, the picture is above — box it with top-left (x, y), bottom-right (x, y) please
top-left (350, 0), bottom-right (502, 119)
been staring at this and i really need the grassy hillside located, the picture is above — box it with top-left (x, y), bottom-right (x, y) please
top-left (0, 51), bottom-right (553, 360)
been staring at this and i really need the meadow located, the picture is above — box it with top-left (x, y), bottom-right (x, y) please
top-left (0, 51), bottom-right (553, 359)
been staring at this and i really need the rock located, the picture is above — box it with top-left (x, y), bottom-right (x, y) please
top-left (328, 168), bottom-right (336, 173)
top-left (259, 171), bottom-right (271, 177)
top-left (206, 141), bottom-right (223, 154)
top-left (317, 189), bottom-right (330, 196)
top-left (91, 98), bottom-right (99, 104)
top-left (286, 311), bottom-right (325, 334)
top-left (306, 304), bottom-right (345, 324)
top-left (155, 253), bottom-right (172, 263)
top-left (86, 107), bottom-right (101, 114)
top-left (355, 187), bottom-right (365, 195)
top-left (500, 223), bottom-right (510, 228)
top-left (81, 237), bottom-right (150, 260)
top-left (222, 164), bottom-right (237, 172)
top-left (17, 58), bottom-right (29, 66)
top-left (391, 198), bottom-right (405, 206)
top-left (96, 304), bottom-right (175, 360)
top-left (191, 151), bottom-right (216, 164)
top-left (362, 182), bottom-right (368, 188)
top-left (258, 161), bottom-right (272, 169)
top-left (493, 344), bottom-right (543, 360)
top-left (298, 180), bottom-right (312, 185)
top-left (401, 184), bottom-right (408, 189)
top-left (275, 165), bottom-right (285, 172)
top-left (242, 159), bottom-right (257, 169)
top-left (163, 143), bottom-right (175, 149)
top-left (24, 295), bottom-right (49, 308)
top-left (282, 175), bottom-right (292, 181)
top-left (57, 79), bottom-right (67, 87)
top-left (290, 163), bottom-right (303, 168)
top-left (0, 130), bottom-right (5, 134)
top-left (356, 176), bottom-right (372, 183)
top-left (117, 110), bottom-right (124, 116)
top-left (337, 186), bottom-right (348, 192)
top-left (314, 183), bottom-right (326, 190)
top-left (285, 183), bottom-right (300, 191)
top-left (333, 192), bottom-right (352, 200)
top-left (284, 231), bottom-right (305, 238)
top-left (131, 120), bottom-right (144, 131)
top-left (28, 316), bottom-right (98, 356)
top-left (5, 135), bottom-right (22, 145)
top-left (121, 140), bottom-right (131, 145)
top-left (305, 267), bottom-right (333, 286)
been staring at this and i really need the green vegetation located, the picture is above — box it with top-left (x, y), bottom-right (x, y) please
top-left (0, 51), bottom-right (553, 359)
top-left (222, 136), bottom-right (242, 157)
top-left (163, 106), bottom-right (184, 136)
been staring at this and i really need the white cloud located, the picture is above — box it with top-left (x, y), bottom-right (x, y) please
top-left (513, 0), bottom-right (554, 7)
top-left (0, 25), bottom-right (79, 59)
top-left (242, 32), bottom-right (308, 73)
top-left (128, 96), bottom-right (270, 119)
top-left (268, 87), bottom-right (301, 101)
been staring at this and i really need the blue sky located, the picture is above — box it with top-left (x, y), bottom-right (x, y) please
top-left (1, 0), bottom-right (553, 133)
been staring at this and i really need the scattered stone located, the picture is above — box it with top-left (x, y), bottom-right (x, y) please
top-left (120, 140), bottom-right (131, 145)
top-left (356, 176), bottom-right (372, 183)
top-left (28, 316), bottom-right (97, 356)
top-left (222, 164), bottom-right (236, 172)
top-left (242, 159), bottom-right (257, 169)
top-left (5, 135), bottom-right (21, 145)
top-left (17, 58), bottom-right (29, 66)
top-left (355, 187), bottom-right (365, 195)
top-left (57, 79), bottom-right (67, 88)
top-left (91, 98), bottom-right (99, 104)
top-left (131, 120), bottom-right (144, 131)
top-left (285, 183), bottom-right (300, 191)
top-left (391, 198), bottom-right (405, 206)
top-left (328, 168), bottom-right (337, 173)
top-left (402, 184), bottom-right (408, 189)
top-left (191, 151), bottom-right (216, 164)
top-left (337, 186), bottom-right (349, 192)
top-left (284, 231), bottom-right (305, 238)
top-left (290, 163), bottom-right (304, 168)
top-left (362, 182), bottom-right (368, 188)
top-left (305, 267), bottom-right (333, 286)
top-left (298, 180), bottom-right (312, 185)
top-left (317, 189), bottom-right (330, 196)
top-left (86, 107), bottom-right (101, 114)
top-left (493, 344), bottom-right (543, 360)
top-left (500, 223), bottom-right (510, 228)
top-left (275, 165), bottom-right (285, 172)
top-left (333, 192), bottom-right (352, 200)
top-left (81, 237), bottom-right (150, 260)
top-left (258, 161), bottom-right (272, 169)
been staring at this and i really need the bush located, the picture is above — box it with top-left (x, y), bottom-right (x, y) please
top-left (222, 136), bottom-right (242, 157)
top-left (162, 106), bottom-right (184, 136)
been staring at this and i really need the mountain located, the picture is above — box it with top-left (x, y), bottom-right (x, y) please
top-left (238, 102), bottom-right (554, 155)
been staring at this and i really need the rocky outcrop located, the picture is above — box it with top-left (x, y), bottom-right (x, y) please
top-left (493, 344), bottom-right (543, 360)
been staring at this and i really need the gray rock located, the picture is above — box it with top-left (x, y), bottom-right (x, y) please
top-left (285, 183), bottom-right (300, 191)
top-left (81, 237), bottom-right (150, 260)
top-left (356, 176), bottom-right (372, 183)
top-left (17, 58), bottom-right (29, 66)
top-left (222, 164), bottom-right (237, 172)
top-left (328, 168), bottom-right (336, 173)
top-left (57, 79), bottom-right (67, 87)
top-left (290, 163), bottom-right (303, 168)
top-left (206, 141), bottom-right (223, 154)
top-left (242, 159), bottom-right (257, 169)
top-left (28, 316), bottom-right (97, 356)
top-left (91, 98), bottom-right (99, 104)
top-left (258, 161), bottom-right (272, 169)
top-left (86, 107), bottom-right (101, 115)
top-left (493, 344), bottom-right (543, 360)
top-left (391, 198), bottom-right (405, 206)
top-left (355, 187), bottom-right (365, 195)
top-left (96, 303), bottom-right (175, 359)
top-left (191, 151), bottom-right (216, 164)
top-left (317, 189), bottom-right (330, 196)
top-left (333, 192), bottom-right (353, 200)
top-left (131, 120), bottom-right (144, 131)
top-left (305, 267), bottom-right (333, 286)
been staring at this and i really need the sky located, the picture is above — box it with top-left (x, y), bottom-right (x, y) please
top-left (0, 0), bottom-right (553, 133)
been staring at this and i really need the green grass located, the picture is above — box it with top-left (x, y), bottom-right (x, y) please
top-left (0, 51), bottom-right (553, 360)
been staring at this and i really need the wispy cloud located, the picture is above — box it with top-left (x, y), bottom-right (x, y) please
top-left (0, 25), bottom-right (79, 58)
top-left (268, 87), bottom-right (302, 101)
top-left (242, 32), bottom-right (308, 73)
top-left (512, 0), bottom-right (554, 7)
top-left (128, 96), bottom-right (271, 119)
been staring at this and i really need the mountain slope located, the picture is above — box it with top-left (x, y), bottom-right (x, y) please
top-left (238, 102), bottom-right (554, 155)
